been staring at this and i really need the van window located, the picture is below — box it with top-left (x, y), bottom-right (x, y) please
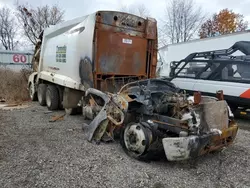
top-left (221, 63), bottom-right (250, 81)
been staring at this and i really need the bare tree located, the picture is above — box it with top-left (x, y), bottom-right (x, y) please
top-left (0, 7), bottom-right (19, 50)
top-left (119, 3), bottom-right (150, 19)
top-left (161, 0), bottom-right (206, 44)
top-left (15, 3), bottom-right (65, 46)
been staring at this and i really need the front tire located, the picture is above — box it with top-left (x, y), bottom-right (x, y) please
top-left (120, 122), bottom-right (151, 160)
top-left (46, 85), bottom-right (59, 110)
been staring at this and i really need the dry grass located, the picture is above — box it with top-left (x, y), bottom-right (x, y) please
top-left (0, 68), bottom-right (33, 103)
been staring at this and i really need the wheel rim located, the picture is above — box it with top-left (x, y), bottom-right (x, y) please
top-left (46, 90), bottom-right (51, 107)
top-left (124, 123), bottom-right (147, 156)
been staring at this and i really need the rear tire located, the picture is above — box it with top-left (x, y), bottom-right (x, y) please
top-left (57, 86), bottom-right (64, 110)
top-left (46, 85), bottom-right (59, 110)
top-left (29, 84), bottom-right (37, 101)
top-left (37, 84), bottom-right (47, 106)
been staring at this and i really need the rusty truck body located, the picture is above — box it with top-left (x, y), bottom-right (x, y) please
top-left (28, 10), bottom-right (158, 113)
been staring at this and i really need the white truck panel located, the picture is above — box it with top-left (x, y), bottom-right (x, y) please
top-left (39, 71), bottom-right (85, 90)
top-left (159, 30), bottom-right (250, 77)
top-left (38, 13), bottom-right (96, 90)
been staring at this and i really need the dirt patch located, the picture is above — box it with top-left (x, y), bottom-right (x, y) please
top-left (0, 68), bottom-right (32, 103)
top-left (0, 102), bottom-right (250, 188)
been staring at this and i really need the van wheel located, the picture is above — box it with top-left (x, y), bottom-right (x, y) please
top-left (29, 84), bottom-right (37, 101)
top-left (46, 85), bottom-right (59, 110)
top-left (65, 108), bottom-right (78, 115)
top-left (37, 84), bottom-right (47, 106)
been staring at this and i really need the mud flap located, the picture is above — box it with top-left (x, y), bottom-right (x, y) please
top-left (63, 87), bottom-right (83, 109)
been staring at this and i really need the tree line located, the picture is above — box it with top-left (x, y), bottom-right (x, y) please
top-left (0, 2), bottom-right (64, 51)
top-left (0, 0), bottom-right (248, 51)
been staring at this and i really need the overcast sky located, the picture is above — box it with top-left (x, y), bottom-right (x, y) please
top-left (1, 0), bottom-right (250, 24)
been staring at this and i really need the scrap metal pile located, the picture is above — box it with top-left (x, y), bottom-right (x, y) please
top-left (82, 78), bottom-right (238, 161)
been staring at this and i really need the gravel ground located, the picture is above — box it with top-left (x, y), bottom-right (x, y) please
top-left (0, 102), bottom-right (250, 188)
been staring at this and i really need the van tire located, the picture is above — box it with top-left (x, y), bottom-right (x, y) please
top-left (37, 84), bottom-right (47, 106)
top-left (46, 85), bottom-right (59, 110)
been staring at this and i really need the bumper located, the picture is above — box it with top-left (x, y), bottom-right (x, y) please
top-left (162, 124), bottom-right (238, 161)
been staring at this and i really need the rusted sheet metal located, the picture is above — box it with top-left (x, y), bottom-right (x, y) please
top-left (100, 76), bottom-right (144, 93)
top-left (149, 45), bottom-right (157, 78)
top-left (96, 30), bottom-right (147, 75)
top-left (199, 124), bottom-right (238, 156)
top-left (194, 91), bottom-right (201, 104)
top-left (85, 88), bottom-right (128, 142)
top-left (95, 11), bottom-right (146, 33)
top-left (194, 100), bottom-right (229, 131)
top-left (92, 11), bottom-right (158, 92)
top-left (145, 18), bottom-right (157, 40)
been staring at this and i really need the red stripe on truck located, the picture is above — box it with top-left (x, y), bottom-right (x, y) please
top-left (240, 89), bottom-right (250, 99)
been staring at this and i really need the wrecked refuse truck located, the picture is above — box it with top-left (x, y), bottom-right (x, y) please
top-left (84, 78), bottom-right (238, 161)
top-left (27, 11), bottom-right (158, 114)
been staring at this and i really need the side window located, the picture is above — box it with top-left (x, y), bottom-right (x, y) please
top-left (221, 63), bottom-right (250, 80)
top-left (174, 61), bottom-right (222, 79)
top-left (185, 62), bottom-right (203, 78)
top-left (199, 63), bottom-right (219, 79)
top-left (174, 62), bottom-right (196, 78)
top-left (174, 62), bottom-right (187, 75)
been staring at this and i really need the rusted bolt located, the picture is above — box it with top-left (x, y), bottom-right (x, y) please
top-left (216, 90), bottom-right (224, 100)
top-left (194, 91), bottom-right (201, 105)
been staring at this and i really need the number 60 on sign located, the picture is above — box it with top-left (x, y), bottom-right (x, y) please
top-left (13, 54), bottom-right (27, 63)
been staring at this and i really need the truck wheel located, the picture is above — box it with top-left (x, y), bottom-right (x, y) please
top-left (46, 85), bottom-right (59, 110)
top-left (65, 108), bottom-right (78, 115)
top-left (57, 86), bottom-right (64, 110)
top-left (29, 84), bottom-right (37, 101)
top-left (120, 122), bottom-right (150, 160)
top-left (37, 84), bottom-right (47, 106)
